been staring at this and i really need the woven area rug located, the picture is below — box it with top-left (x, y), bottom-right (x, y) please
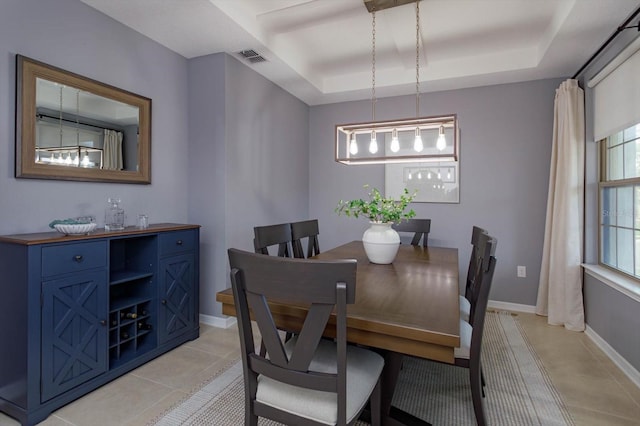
top-left (150, 311), bottom-right (574, 426)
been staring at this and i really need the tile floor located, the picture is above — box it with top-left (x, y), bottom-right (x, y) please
top-left (1, 312), bottom-right (639, 426)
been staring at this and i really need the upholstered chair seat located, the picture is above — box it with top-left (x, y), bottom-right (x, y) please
top-left (257, 337), bottom-right (384, 425)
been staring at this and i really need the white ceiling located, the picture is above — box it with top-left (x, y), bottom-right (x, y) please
top-left (79, 0), bottom-right (639, 105)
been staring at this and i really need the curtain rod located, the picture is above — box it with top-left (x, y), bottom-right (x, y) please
top-left (572, 5), bottom-right (640, 79)
top-left (37, 113), bottom-right (118, 133)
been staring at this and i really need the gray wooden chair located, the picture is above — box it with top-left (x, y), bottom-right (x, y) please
top-left (291, 219), bottom-right (320, 258)
top-left (253, 223), bottom-right (292, 257)
top-left (228, 248), bottom-right (384, 426)
top-left (460, 226), bottom-right (488, 322)
top-left (392, 218), bottom-right (431, 247)
top-left (454, 233), bottom-right (497, 426)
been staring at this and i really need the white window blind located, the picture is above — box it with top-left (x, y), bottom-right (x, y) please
top-left (589, 36), bottom-right (640, 141)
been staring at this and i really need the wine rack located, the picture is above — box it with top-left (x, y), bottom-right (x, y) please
top-left (109, 301), bottom-right (155, 367)
top-left (108, 235), bottom-right (157, 367)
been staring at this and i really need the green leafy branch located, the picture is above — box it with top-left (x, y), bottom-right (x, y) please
top-left (335, 186), bottom-right (417, 224)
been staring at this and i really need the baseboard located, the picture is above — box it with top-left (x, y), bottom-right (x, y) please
top-left (585, 325), bottom-right (640, 389)
top-left (199, 313), bottom-right (237, 329)
top-left (488, 300), bottom-right (536, 313)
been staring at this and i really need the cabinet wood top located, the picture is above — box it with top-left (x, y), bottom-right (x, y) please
top-left (0, 223), bottom-right (200, 245)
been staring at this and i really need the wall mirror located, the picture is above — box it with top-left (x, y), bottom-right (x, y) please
top-left (15, 55), bottom-right (151, 184)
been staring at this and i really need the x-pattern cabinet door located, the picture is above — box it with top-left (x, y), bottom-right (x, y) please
top-left (41, 270), bottom-right (108, 402)
top-left (158, 253), bottom-right (195, 344)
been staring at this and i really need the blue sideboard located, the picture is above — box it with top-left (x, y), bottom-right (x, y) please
top-left (0, 223), bottom-right (200, 425)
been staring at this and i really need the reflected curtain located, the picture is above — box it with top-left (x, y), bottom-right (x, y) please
top-left (103, 129), bottom-right (123, 170)
top-left (536, 79), bottom-right (585, 331)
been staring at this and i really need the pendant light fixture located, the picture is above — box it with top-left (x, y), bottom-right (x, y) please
top-left (335, 0), bottom-right (458, 165)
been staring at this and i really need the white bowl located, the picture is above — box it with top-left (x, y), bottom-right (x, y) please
top-left (54, 223), bottom-right (97, 235)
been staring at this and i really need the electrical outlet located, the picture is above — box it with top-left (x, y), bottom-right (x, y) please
top-left (517, 265), bottom-right (526, 278)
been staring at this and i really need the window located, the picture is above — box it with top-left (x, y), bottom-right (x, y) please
top-left (600, 123), bottom-right (640, 278)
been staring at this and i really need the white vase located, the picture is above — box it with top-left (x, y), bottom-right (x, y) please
top-left (362, 222), bottom-right (400, 264)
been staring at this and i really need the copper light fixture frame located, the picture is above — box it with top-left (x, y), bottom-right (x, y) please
top-left (335, 114), bottom-right (458, 165)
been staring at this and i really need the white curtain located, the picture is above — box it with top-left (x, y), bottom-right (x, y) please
top-left (536, 79), bottom-right (585, 332)
top-left (103, 129), bottom-right (123, 170)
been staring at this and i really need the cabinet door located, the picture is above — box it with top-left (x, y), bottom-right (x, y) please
top-left (41, 271), bottom-right (108, 402)
top-left (158, 254), bottom-right (195, 344)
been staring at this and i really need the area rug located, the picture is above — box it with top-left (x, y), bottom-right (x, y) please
top-left (149, 311), bottom-right (574, 425)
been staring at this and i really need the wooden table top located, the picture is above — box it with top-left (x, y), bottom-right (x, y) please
top-left (216, 240), bottom-right (460, 363)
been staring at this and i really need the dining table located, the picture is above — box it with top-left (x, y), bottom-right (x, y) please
top-left (216, 240), bottom-right (460, 426)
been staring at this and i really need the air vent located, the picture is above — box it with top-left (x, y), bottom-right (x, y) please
top-left (238, 49), bottom-right (267, 64)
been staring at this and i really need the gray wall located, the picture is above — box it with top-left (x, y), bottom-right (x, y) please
top-left (584, 274), bottom-right (640, 369)
top-left (580, 30), bottom-right (640, 372)
top-left (188, 53), bottom-right (309, 317)
top-left (0, 0), bottom-right (190, 234)
top-left (309, 78), bottom-right (563, 305)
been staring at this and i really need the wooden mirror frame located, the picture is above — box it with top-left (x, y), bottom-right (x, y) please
top-left (15, 55), bottom-right (151, 184)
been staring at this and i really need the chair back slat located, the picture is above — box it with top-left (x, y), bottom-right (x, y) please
top-left (392, 218), bottom-right (431, 247)
top-left (254, 223), bottom-right (293, 257)
top-left (291, 219), bottom-right (321, 258)
top-left (468, 234), bottom-right (497, 325)
top-left (228, 249), bottom-right (356, 393)
top-left (469, 254), bottom-right (497, 360)
top-left (464, 226), bottom-right (488, 300)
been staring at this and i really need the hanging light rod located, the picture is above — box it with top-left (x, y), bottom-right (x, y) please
top-left (363, 0), bottom-right (420, 13)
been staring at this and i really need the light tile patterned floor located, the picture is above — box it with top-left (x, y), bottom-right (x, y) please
top-left (1, 313), bottom-right (639, 425)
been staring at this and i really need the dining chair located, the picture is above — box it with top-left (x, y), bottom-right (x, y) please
top-left (228, 248), bottom-right (384, 426)
top-left (253, 223), bottom-right (292, 257)
top-left (460, 226), bottom-right (488, 322)
top-left (291, 219), bottom-right (320, 258)
top-left (392, 218), bottom-right (431, 247)
top-left (454, 233), bottom-right (497, 426)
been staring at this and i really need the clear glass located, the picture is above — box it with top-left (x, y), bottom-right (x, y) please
top-left (623, 141), bottom-right (640, 179)
top-left (635, 186), bottom-right (640, 229)
top-left (623, 123), bottom-right (640, 142)
top-left (617, 227), bottom-right (633, 274)
top-left (601, 225), bottom-right (616, 267)
top-left (137, 214), bottom-right (149, 229)
top-left (601, 187), bottom-right (615, 226)
top-left (635, 230), bottom-right (640, 277)
top-left (607, 131), bottom-right (623, 147)
top-left (105, 197), bottom-right (125, 231)
top-left (617, 186), bottom-right (633, 228)
top-left (608, 144), bottom-right (624, 180)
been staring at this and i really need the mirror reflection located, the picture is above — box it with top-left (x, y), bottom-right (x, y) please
top-left (16, 55), bottom-right (151, 184)
top-left (35, 78), bottom-right (139, 171)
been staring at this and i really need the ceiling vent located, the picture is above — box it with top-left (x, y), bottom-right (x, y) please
top-left (238, 49), bottom-right (267, 64)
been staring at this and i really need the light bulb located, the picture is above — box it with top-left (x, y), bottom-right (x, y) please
top-left (417, 171), bottom-right (422, 179)
top-left (73, 154), bottom-right (80, 166)
top-left (408, 172), bottom-right (413, 180)
top-left (436, 125), bottom-right (447, 151)
top-left (427, 171), bottom-right (432, 179)
top-left (82, 151), bottom-right (91, 167)
top-left (447, 169), bottom-right (451, 180)
top-left (64, 153), bottom-right (72, 165)
top-left (437, 169), bottom-right (441, 179)
top-left (390, 128), bottom-right (400, 152)
top-left (414, 127), bottom-right (423, 152)
top-left (349, 133), bottom-right (358, 155)
top-left (369, 130), bottom-right (378, 154)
